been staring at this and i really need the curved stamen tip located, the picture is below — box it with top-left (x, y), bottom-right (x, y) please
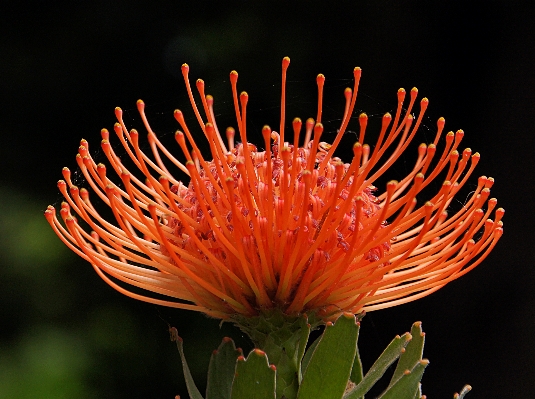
top-left (317, 73), bottom-right (325, 82)
top-left (262, 125), bottom-right (271, 137)
top-left (230, 70), bottom-right (238, 83)
top-left (45, 207), bottom-right (54, 216)
top-left (282, 56), bottom-right (290, 66)
top-left (101, 129), bottom-right (109, 140)
top-left (181, 64), bottom-right (189, 73)
top-left (411, 87), bottom-right (418, 93)
top-left (114, 107), bottom-right (122, 119)
top-left (174, 109), bottom-right (184, 123)
top-left (387, 180), bottom-right (398, 190)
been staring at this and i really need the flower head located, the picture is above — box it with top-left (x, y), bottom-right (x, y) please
top-left (45, 57), bottom-right (503, 321)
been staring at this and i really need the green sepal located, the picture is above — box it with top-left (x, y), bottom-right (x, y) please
top-left (344, 332), bottom-right (412, 399)
top-left (389, 322), bottom-right (425, 389)
top-left (230, 349), bottom-right (276, 399)
top-left (298, 313), bottom-right (359, 399)
top-left (206, 337), bottom-right (242, 399)
top-left (170, 327), bottom-right (204, 399)
top-left (377, 359), bottom-right (429, 399)
top-left (454, 385), bottom-right (472, 399)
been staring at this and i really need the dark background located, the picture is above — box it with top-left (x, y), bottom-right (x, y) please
top-left (1, 1), bottom-right (534, 398)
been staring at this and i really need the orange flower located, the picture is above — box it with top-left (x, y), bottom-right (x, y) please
top-left (45, 57), bottom-right (503, 321)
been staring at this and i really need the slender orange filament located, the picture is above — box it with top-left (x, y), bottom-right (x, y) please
top-left (45, 57), bottom-right (503, 321)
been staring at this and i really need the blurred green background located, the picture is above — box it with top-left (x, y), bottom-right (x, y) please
top-left (1, 1), bottom-right (534, 398)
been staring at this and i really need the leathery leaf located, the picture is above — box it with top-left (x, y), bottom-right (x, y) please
top-left (344, 332), bottom-right (412, 399)
top-left (389, 322), bottom-right (425, 387)
top-left (206, 337), bottom-right (242, 399)
top-left (171, 327), bottom-right (204, 399)
top-left (230, 349), bottom-right (276, 399)
top-left (378, 359), bottom-right (429, 399)
top-left (298, 313), bottom-right (358, 399)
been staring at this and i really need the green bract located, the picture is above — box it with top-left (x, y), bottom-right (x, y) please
top-left (172, 314), bottom-right (471, 399)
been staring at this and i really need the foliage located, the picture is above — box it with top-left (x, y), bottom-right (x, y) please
top-left (173, 314), bottom-right (471, 399)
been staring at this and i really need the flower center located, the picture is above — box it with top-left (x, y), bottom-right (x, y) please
top-left (161, 139), bottom-right (391, 314)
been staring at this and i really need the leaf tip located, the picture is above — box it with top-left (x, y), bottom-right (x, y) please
top-left (169, 327), bottom-right (181, 342)
top-left (342, 311), bottom-right (354, 320)
top-left (253, 348), bottom-right (266, 357)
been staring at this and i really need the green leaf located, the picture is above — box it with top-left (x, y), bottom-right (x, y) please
top-left (412, 383), bottom-right (422, 399)
top-left (390, 322), bottom-right (425, 387)
top-left (230, 349), bottom-right (276, 399)
top-left (297, 317), bottom-right (311, 384)
top-left (301, 334), bottom-right (320, 376)
top-left (171, 328), bottom-right (204, 399)
top-left (298, 313), bottom-right (358, 399)
top-left (377, 359), bottom-right (429, 399)
top-left (349, 322), bottom-right (363, 386)
top-left (344, 332), bottom-right (412, 399)
top-left (206, 337), bottom-right (242, 399)
top-left (454, 385), bottom-right (472, 399)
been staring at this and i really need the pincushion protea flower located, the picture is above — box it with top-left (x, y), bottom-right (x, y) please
top-left (45, 57), bottom-right (503, 323)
